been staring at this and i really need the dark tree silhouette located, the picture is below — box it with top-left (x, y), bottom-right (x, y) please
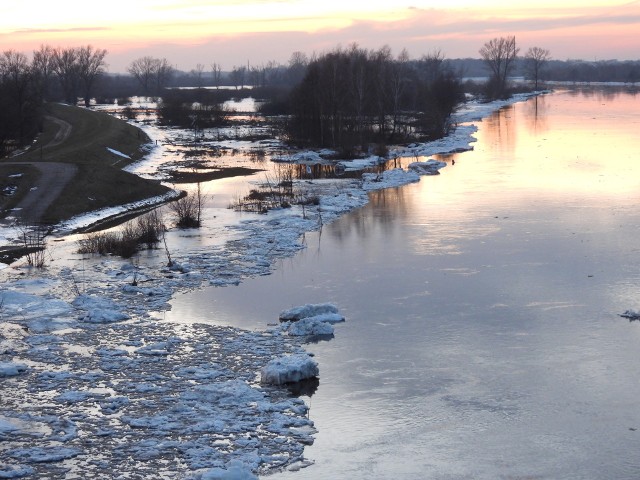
top-left (77, 45), bottom-right (108, 107)
top-left (128, 56), bottom-right (174, 95)
top-left (479, 36), bottom-right (519, 99)
top-left (525, 46), bottom-right (551, 89)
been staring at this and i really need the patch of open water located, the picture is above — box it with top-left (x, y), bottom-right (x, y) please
top-left (167, 87), bottom-right (640, 479)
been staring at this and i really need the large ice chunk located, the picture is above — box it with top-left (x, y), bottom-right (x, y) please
top-left (199, 460), bottom-right (257, 480)
top-left (0, 362), bottom-right (28, 378)
top-left (287, 317), bottom-right (334, 336)
top-left (261, 354), bottom-right (319, 385)
top-left (279, 303), bottom-right (342, 322)
top-left (72, 294), bottom-right (130, 323)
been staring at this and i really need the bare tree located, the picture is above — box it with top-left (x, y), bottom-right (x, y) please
top-left (0, 51), bottom-right (33, 142)
top-left (525, 46), bottom-right (551, 89)
top-left (479, 36), bottom-right (519, 99)
top-left (210, 62), bottom-right (222, 88)
top-left (53, 47), bottom-right (81, 104)
top-left (154, 58), bottom-right (174, 94)
top-left (287, 51), bottom-right (308, 85)
top-left (128, 56), bottom-right (158, 94)
top-left (230, 65), bottom-right (246, 90)
top-left (419, 49), bottom-right (445, 85)
top-left (32, 44), bottom-right (55, 102)
top-left (77, 45), bottom-right (108, 107)
top-left (389, 48), bottom-right (410, 138)
top-left (191, 63), bottom-right (205, 87)
top-left (128, 56), bottom-right (173, 95)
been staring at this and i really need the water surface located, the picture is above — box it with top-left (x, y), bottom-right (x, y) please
top-left (168, 87), bottom-right (640, 479)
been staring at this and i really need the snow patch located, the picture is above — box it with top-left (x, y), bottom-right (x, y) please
top-left (106, 147), bottom-right (131, 159)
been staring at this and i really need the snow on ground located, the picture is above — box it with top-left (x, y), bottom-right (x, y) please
top-left (0, 93), bottom-right (543, 478)
top-left (105, 147), bottom-right (131, 159)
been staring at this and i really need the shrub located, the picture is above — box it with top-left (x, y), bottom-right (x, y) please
top-left (77, 210), bottom-right (165, 258)
top-left (168, 190), bottom-right (205, 228)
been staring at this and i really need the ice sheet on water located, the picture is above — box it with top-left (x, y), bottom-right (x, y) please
top-left (72, 294), bottom-right (130, 323)
top-left (362, 168), bottom-right (421, 191)
top-left (8, 446), bottom-right (80, 463)
top-left (0, 362), bottom-right (28, 378)
top-left (0, 290), bottom-right (73, 322)
top-left (0, 465), bottom-right (34, 478)
top-left (195, 459), bottom-right (258, 480)
top-left (408, 159), bottom-right (447, 175)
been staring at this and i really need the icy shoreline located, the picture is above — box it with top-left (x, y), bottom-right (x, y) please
top-left (0, 92), bottom-right (542, 478)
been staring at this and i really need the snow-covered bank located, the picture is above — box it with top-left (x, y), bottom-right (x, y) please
top-left (0, 92), bottom-right (543, 477)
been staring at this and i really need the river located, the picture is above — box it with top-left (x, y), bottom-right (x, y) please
top-left (166, 86), bottom-right (640, 479)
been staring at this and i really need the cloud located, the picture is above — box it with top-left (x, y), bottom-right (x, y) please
top-left (11, 27), bottom-right (111, 35)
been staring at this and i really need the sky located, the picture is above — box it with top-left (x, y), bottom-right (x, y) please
top-left (2, 0), bottom-right (639, 73)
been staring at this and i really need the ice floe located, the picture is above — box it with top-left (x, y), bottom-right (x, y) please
top-left (261, 353), bottom-right (319, 385)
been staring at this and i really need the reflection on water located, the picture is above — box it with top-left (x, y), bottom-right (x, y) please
top-left (168, 87), bottom-right (640, 479)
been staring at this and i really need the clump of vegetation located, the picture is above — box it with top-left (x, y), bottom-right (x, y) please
top-left (158, 88), bottom-right (229, 129)
top-left (285, 45), bottom-right (464, 154)
top-left (19, 225), bottom-right (49, 268)
top-left (77, 210), bottom-right (165, 258)
top-left (168, 189), bottom-right (205, 228)
top-left (230, 165), bottom-right (314, 214)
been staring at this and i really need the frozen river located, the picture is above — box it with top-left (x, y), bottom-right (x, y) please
top-left (167, 87), bottom-right (640, 479)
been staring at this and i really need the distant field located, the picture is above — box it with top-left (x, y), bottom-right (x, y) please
top-left (0, 103), bottom-right (171, 224)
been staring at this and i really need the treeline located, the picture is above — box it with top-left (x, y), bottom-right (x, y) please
top-left (446, 57), bottom-right (640, 84)
top-left (0, 45), bottom-right (107, 155)
top-left (285, 45), bottom-right (464, 155)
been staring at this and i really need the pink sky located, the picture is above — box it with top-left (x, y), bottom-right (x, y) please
top-left (2, 1), bottom-right (639, 72)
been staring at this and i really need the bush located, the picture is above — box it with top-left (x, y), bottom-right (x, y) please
top-left (77, 210), bottom-right (165, 258)
top-left (168, 192), bottom-right (203, 228)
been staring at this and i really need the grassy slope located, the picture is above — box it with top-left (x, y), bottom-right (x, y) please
top-left (3, 103), bottom-right (170, 224)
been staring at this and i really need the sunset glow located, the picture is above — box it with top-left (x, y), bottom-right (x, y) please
top-left (2, 0), bottom-right (639, 72)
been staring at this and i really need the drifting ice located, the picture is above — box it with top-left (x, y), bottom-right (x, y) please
top-left (261, 354), bottom-right (319, 385)
top-left (279, 303), bottom-right (342, 322)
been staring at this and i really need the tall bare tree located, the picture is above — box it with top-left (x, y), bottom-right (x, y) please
top-left (210, 62), bottom-right (222, 88)
top-left (479, 36), bottom-right (519, 98)
top-left (191, 63), bottom-right (205, 87)
top-left (77, 45), bottom-right (108, 107)
top-left (525, 46), bottom-right (551, 89)
top-left (0, 50), bottom-right (33, 143)
top-left (128, 56), bottom-right (173, 95)
top-left (53, 47), bottom-right (81, 104)
top-left (32, 44), bottom-right (55, 102)
top-left (128, 56), bottom-right (157, 94)
top-left (287, 51), bottom-right (308, 85)
top-left (154, 58), bottom-right (174, 94)
top-left (230, 65), bottom-right (246, 90)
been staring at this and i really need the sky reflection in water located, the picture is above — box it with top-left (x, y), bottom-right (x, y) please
top-left (167, 87), bottom-right (640, 479)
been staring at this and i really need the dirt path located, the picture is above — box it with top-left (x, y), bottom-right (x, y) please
top-left (6, 162), bottom-right (78, 223)
top-left (1, 114), bottom-right (77, 224)
top-left (43, 115), bottom-right (72, 148)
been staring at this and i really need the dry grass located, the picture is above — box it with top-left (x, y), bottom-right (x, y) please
top-left (77, 210), bottom-right (165, 258)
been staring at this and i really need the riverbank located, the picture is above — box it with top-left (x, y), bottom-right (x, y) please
top-left (0, 92), bottom-right (543, 478)
top-left (0, 103), bottom-right (172, 226)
